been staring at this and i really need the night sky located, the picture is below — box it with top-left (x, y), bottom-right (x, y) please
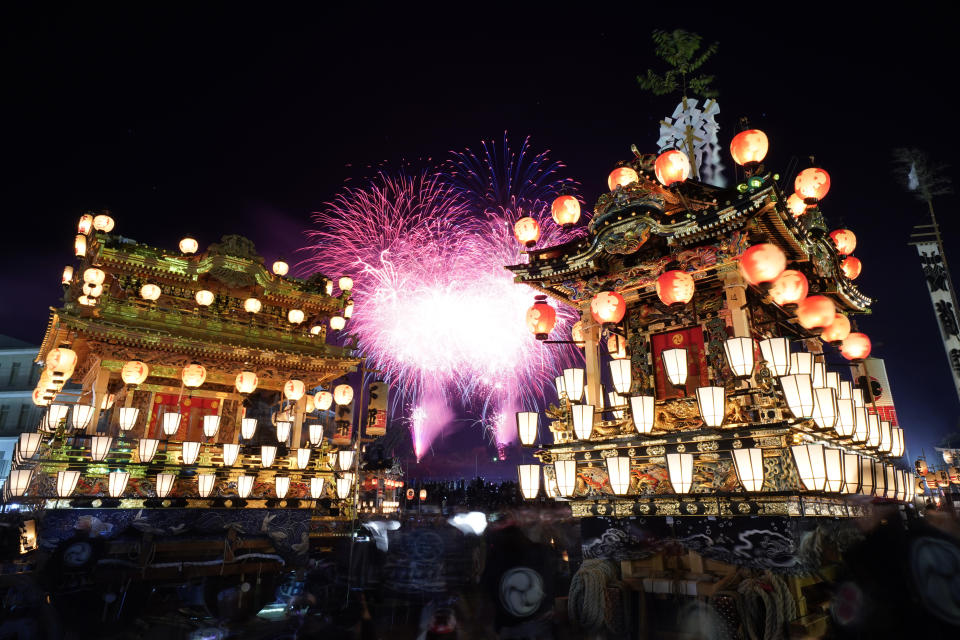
top-left (2, 6), bottom-right (958, 474)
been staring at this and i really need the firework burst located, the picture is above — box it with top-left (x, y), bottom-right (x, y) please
top-left (304, 138), bottom-right (583, 460)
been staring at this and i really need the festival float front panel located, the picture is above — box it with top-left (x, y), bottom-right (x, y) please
top-left (508, 142), bottom-right (911, 528)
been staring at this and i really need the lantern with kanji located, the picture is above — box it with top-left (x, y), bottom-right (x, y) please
top-left (514, 217), bottom-right (541, 248)
top-left (590, 291), bottom-right (626, 325)
top-left (841, 256), bottom-right (862, 280)
top-left (121, 360), bottom-right (149, 385)
top-left (284, 379), bottom-right (306, 401)
top-left (654, 150), bottom-right (691, 186)
top-left (821, 314), bottom-right (851, 344)
top-left (608, 166), bottom-right (639, 190)
top-left (786, 194), bottom-right (806, 217)
top-left (182, 363), bottom-right (207, 388)
top-left (739, 244), bottom-right (786, 286)
top-left (551, 195), bottom-right (580, 228)
top-left (829, 229), bottom-right (857, 256)
top-left (795, 167), bottom-right (831, 204)
top-left (729, 129), bottom-right (769, 167)
top-left (235, 371), bottom-right (258, 394)
top-left (769, 270), bottom-right (808, 308)
top-left (796, 295), bottom-right (836, 330)
top-left (525, 295), bottom-right (556, 340)
top-left (655, 270), bottom-right (695, 306)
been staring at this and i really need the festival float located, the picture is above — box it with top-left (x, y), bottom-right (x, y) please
top-left (3, 219), bottom-right (403, 596)
top-left (508, 129), bottom-right (914, 634)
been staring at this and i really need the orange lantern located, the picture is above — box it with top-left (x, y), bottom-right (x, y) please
top-left (93, 214), bottom-right (115, 232)
top-left (179, 237), bottom-right (199, 254)
top-left (608, 166), bottom-right (639, 191)
top-left (786, 193), bottom-right (807, 217)
top-left (551, 195), bottom-right (581, 228)
top-left (655, 270), bottom-right (695, 306)
top-left (821, 313), bottom-right (851, 344)
top-left (514, 217), bottom-right (541, 248)
top-left (32, 387), bottom-right (51, 407)
top-left (62, 265), bottom-right (74, 284)
top-left (272, 260), bottom-right (289, 276)
top-left (729, 129), bottom-right (769, 166)
top-left (525, 295), bottom-right (557, 340)
top-left (78, 214), bottom-right (94, 235)
top-left (796, 295), bottom-right (836, 330)
top-left (829, 229), bottom-right (857, 256)
top-left (739, 244), bottom-right (787, 286)
top-left (769, 270), bottom-right (808, 307)
top-left (182, 363), bottom-right (207, 388)
top-left (841, 256), bottom-right (862, 280)
top-left (590, 291), bottom-right (626, 324)
top-left (46, 348), bottom-right (78, 376)
top-left (571, 320), bottom-right (585, 345)
top-left (235, 371), bottom-right (258, 394)
top-left (121, 360), bottom-right (149, 385)
top-left (794, 167), bottom-right (830, 203)
top-left (74, 234), bottom-right (87, 257)
top-left (654, 151), bottom-right (691, 186)
top-left (284, 379), bottom-right (306, 401)
top-left (840, 332), bottom-right (871, 361)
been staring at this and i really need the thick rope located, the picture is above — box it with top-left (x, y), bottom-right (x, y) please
top-left (568, 559), bottom-right (620, 634)
top-left (735, 572), bottom-right (797, 640)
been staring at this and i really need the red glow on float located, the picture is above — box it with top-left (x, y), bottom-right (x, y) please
top-left (794, 167), bottom-right (831, 203)
top-left (796, 295), bottom-right (836, 330)
top-left (526, 295), bottom-right (557, 340)
top-left (841, 256), bottom-right (862, 280)
top-left (739, 243), bottom-right (787, 286)
top-left (551, 195), bottom-right (581, 228)
top-left (829, 229), bottom-right (857, 255)
top-left (590, 291), bottom-right (626, 325)
top-left (769, 269), bottom-right (808, 307)
top-left (840, 332), bottom-right (871, 360)
top-left (654, 150), bottom-right (692, 186)
top-left (730, 129), bottom-right (769, 166)
top-left (655, 270), bottom-right (695, 306)
top-left (514, 217), bottom-right (540, 248)
top-left (607, 167), bottom-right (639, 191)
top-left (786, 194), bottom-right (807, 217)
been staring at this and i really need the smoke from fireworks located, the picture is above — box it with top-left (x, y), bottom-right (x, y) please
top-left (305, 136), bottom-right (583, 459)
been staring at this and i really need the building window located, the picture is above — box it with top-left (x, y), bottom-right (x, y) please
top-left (8, 361), bottom-right (21, 386)
top-left (0, 405), bottom-right (8, 428)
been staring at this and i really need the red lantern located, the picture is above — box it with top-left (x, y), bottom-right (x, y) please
top-left (526, 295), bottom-right (557, 340)
top-left (796, 295), bottom-right (836, 330)
top-left (514, 217), bottom-right (540, 248)
top-left (590, 291), bottom-right (626, 325)
top-left (769, 269), bottom-right (808, 307)
top-left (786, 193), bottom-right (807, 217)
top-left (654, 151), bottom-right (691, 186)
top-left (607, 167), bottom-right (639, 191)
top-left (841, 256), bottom-right (862, 280)
top-left (840, 332), bottom-right (871, 361)
top-left (729, 129), bottom-right (769, 166)
top-left (738, 243), bottom-right (787, 286)
top-left (829, 229), bottom-right (857, 255)
top-left (551, 195), bottom-right (581, 228)
top-left (794, 167), bottom-right (830, 203)
top-left (655, 270), bottom-right (695, 306)
top-left (821, 313), bottom-right (851, 343)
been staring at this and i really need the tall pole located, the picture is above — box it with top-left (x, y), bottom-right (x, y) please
top-left (909, 203), bottom-right (960, 404)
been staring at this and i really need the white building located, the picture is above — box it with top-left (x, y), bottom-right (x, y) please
top-left (0, 334), bottom-right (42, 485)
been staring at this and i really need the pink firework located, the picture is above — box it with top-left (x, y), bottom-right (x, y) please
top-left (305, 150), bottom-right (582, 459)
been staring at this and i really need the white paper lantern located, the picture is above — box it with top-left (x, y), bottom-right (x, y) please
top-left (695, 386), bottom-right (725, 427)
top-left (605, 456), bottom-right (631, 495)
top-left (790, 443), bottom-right (826, 491)
top-left (138, 438), bottom-right (160, 463)
top-left (57, 470), bottom-right (81, 497)
top-left (780, 374), bottom-right (814, 418)
top-left (296, 448), bottom-right (311, 470)
top-left (236, 475), bottom-right (254, 498)
top-left (156, 472), bottom-right (176, 498)
top-left (334, 384), bottom-right (354, 406)
top-left (260, 445), bottom-right (277, 468)
top-left (336, 472), bottom-right (355, 499)
top-left (221, 443), bottom-right (240, 467)
top-left (181, 441), bottom-right (201, 465)
top-left (72, 404), bottom-right (95, 430)
top-left (824, 447), bottom-right (844, 492)
top-left (311, 477), bottom-right (325, 499)
top-left (571, 404), bottom-right (595, 440)
top-left (661, 348), bottom-right (688, 386)
top-left (842, 453), bottom-right (861, 494)
top-left (553, 460), bottom-right (577, 498)
top-left (516, 412), bottom-right (538, 446)
top-left (198, 473), bottom-right (216, 498)
top-left (275, 421), bottom-right (291, 443)
top-left (162, 412), bottom-right (182, 436)
top-left (7, 469), bottom-right (32, 497)
top-left (759, 337), bottom-right (791, 376)
top-left (732, 448), bottom-right (765, 492)
top-left (518, 464), bottom-right (540, 500)
top-left (629, 395), bottom-right (655, 434)
top-left (308, 423), bottom-right (323, 446)
top-left (89, 435), bottom-right (113, 462)
top-left (241, 418), bottom-right (257, 440)
top-left (811, 388), bottom-right (838, 430)
top-left (109, 471), bottom-right (131, 497)
top-left (609, 359), bottom-right (632, 395)
top-left (562, 368), bottom-right (585, 402)
top-left (666, 453), bottom-right (694, 494)
top-left (723, 337), bottom-right (755, 378)
top-left (118, 407), bottom-right (140, 431)
top-left (274, 476), bottom-right (290, 499)
top-left (202, 415), bottom-right (221, 438)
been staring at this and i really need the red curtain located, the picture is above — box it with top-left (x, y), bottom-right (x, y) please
top-left (147, 393), bottom-right (222, 440)
top-left (651, 327), bottom-right (709, 400)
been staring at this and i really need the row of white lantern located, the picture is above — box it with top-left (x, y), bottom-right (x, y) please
top-left (518, 445), bottom-right (913, 500)
top-left (9, 467), bottom-right (353, 500)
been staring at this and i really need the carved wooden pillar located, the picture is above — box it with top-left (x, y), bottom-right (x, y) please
top-left (292, 396), bottom-right (306, 448)
top-left (87, 365), bottom-right (111, 435)
top-left (583, 307), bottom-right (603, 409)
top-left (721, 268), bottom-right (751, 338)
